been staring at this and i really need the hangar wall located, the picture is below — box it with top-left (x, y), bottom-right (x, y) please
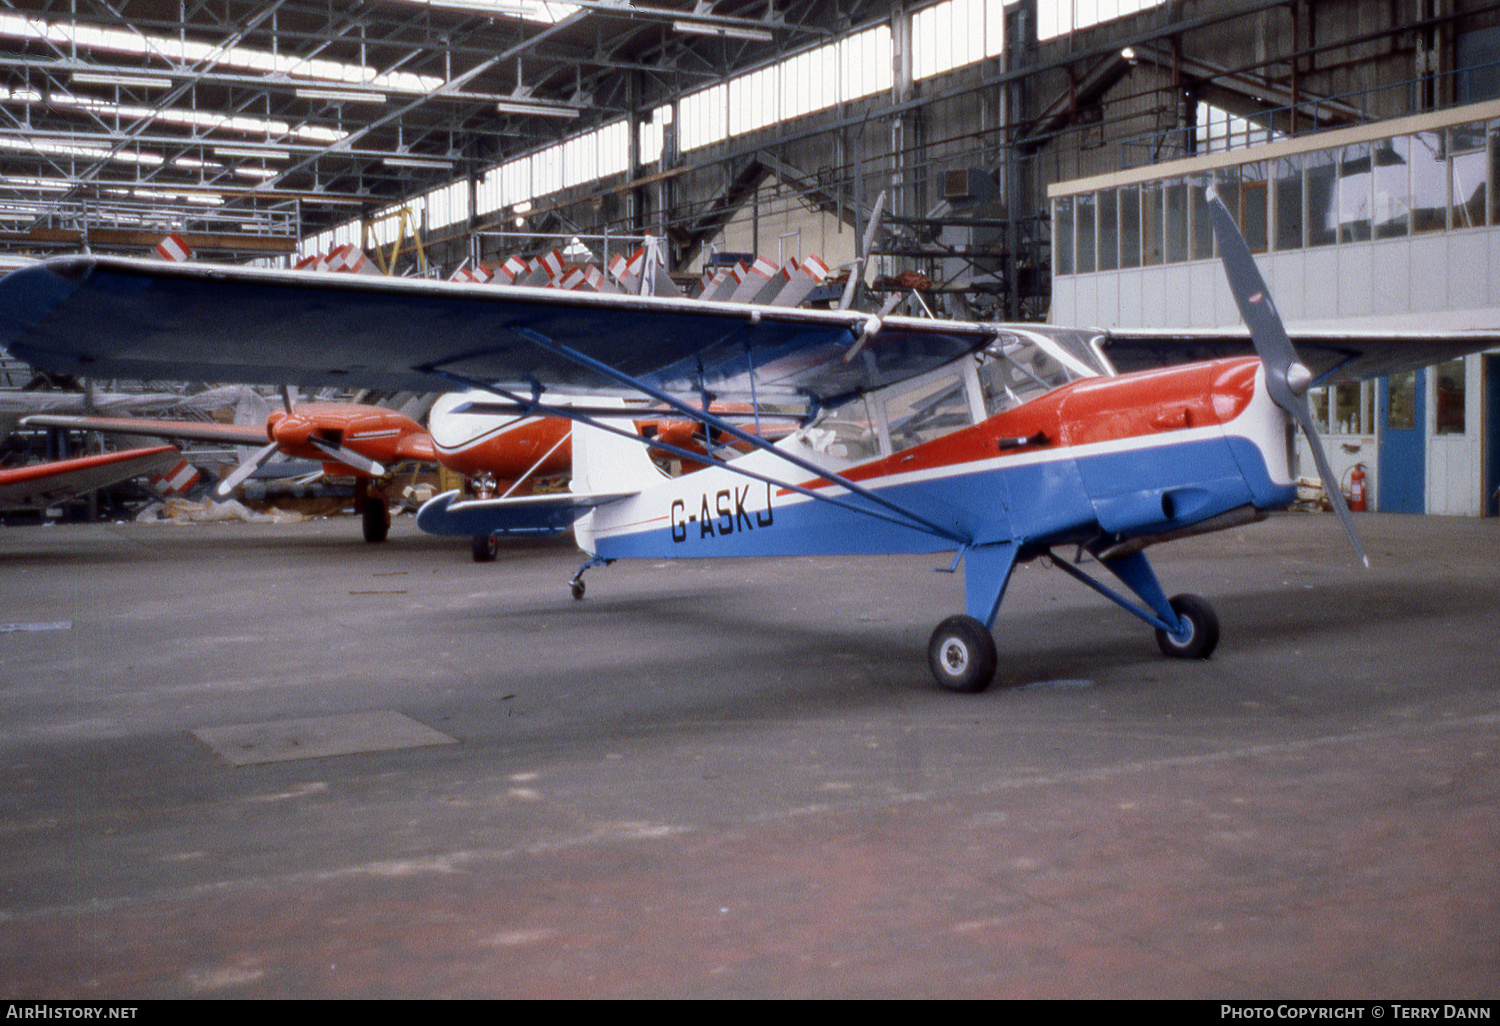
top-left (369, 1), bottom-right (1500, 512)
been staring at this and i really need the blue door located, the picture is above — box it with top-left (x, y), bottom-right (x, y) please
top-left (1485, 357), bottom-right (1500, 516)
top-left (1378, 369), bottom-right (1426, 513)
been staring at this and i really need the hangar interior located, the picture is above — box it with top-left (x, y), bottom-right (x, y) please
top-left (5, 2), bottom-right (1500, 1001)
top-left (3, 0), bottom-right (1500, 515)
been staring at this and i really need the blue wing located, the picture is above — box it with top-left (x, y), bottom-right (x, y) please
top-left (0, 256), bottom-right (997, 410)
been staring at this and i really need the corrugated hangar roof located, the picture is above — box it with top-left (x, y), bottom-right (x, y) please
top-left (0, 0), bottom-right (874, 257)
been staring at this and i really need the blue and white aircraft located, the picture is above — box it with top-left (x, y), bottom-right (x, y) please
top-left (0, 196), bottom-right (1491, 690)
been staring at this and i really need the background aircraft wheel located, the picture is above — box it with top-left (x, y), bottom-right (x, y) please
top-left (1155, 594), bottom-right (1220, 659)
top-left (361, 498), bottom-right (389, 543)
top-left (472, 534), bottom-right (499, 562)
top-left (927, 615), bottom-right (998, 693)
top-left (570, 579), bottom-right (586, 600)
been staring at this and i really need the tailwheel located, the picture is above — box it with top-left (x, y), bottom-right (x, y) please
top-left (361, 496), bottom-right (390, 543)
top-left (570, 579), bottom-right (586, 600)
top-left (1155, 594), bottom-right (1220, 659)
top-left (928, 615), bottom-right (998, 693)
top-left (472, 534), bottom-right (499, 562)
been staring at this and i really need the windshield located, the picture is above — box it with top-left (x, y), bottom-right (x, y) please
top-left (977, 326), bottom-right (1112, 416)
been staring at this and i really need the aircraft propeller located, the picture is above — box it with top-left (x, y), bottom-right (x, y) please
top-left (838, 189), bottom-right (887, 311)
top-left (1205, 189), bottom-right (1369, 568)
top-left (213, 440), bottom-right (284, 498)
top-left (212, 385), bottom-right (386, 499)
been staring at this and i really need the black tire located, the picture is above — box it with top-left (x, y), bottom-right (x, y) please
top-left (570, 579), bottom-right (586, 600)
top-left (1155, 594), bottom-right (1220, 659)
top-left (472, 534), bottom-right (499, 562)
top-left (927, 614), bottom-right (998, 693)
top-left (361, 497), bottom-right (389, 543)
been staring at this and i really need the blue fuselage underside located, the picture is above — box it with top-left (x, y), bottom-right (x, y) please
top-left (588, 435), bottom-right (1296, 562)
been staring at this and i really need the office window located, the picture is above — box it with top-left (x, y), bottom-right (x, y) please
top-left (1305, 150), bottom-right (1339, 247)
top-left (1372, 137), bottom-right (1411, 238)
top-left (1411, 130), bottom-right (1448, 233)
top-left (1097, 188), bottom-right (1119, 271)
top-left (1075, 192), bottom-right (1096, 273)
top-left (1310, 387), bottom-right (1329, 432)
top-left (1334, 383), bottom-right (1371, 435)
top-left (1142, 181), bottom-right (1164, 265)
top-left (1388, 370), bottom-right (1417, 430)
top-left (1119, 185), bottom-right (1141, 268)
top-left (1451, 123), bottom-right (1488, 228)
top-left (1490, 121), bottom-right (1500, 225)
top-left (1241, 163), bottom-right (1269, 252)
top-left (1190, 176), bottom-right (1214, 260)
top-left (1053, 196), bottom-right (1074, 276)
top-left (1165, 181), bottom-right (1188, 262)
top-left (1272, 155), bottom-right (1304, 249)
top-left (1435, 359), bottom-right (1466, 434)
top-left (1337, 144), bottom-right (1373, 242)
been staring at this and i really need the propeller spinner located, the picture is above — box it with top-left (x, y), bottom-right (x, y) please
top-left (1205, 189), bottom-right (1369, 568)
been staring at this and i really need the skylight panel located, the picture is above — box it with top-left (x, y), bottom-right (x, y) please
top-left (0, 13), bottom-right (442, 93)
top-left (0, 87), bottom-right (342, 145)
top-left (1037, 0), bottom-right (1165, 42)
top-left (394, 1), bottom-right (576, 22)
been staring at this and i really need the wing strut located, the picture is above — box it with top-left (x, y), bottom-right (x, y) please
top-left (440, 375), bottom-right (968, 544)
top-left (503, 325), bottom-right (971, 544)
top-left (424, 363), bottom-right (969, 546)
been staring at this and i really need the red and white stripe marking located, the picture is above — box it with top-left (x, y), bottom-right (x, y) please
top-left (153, 234), bottom-right (194, 262)
top-left (150, 459), bottom-right (202, 495)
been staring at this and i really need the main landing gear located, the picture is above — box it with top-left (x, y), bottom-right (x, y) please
top-left (472, 533), bottom-right (500, 562)
top-left (928, 615), bottom-right (998, 693)
top-left (355, 479), bottom-right (390, 544)
top-left (927, 548), bottom-right (1220, 693)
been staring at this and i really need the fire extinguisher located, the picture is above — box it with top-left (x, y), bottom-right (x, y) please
top-left (1348, 463), bottom-right (1367, 512)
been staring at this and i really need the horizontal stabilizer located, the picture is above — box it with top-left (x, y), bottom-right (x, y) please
top-left (415, 488), bottom-right (636, 538)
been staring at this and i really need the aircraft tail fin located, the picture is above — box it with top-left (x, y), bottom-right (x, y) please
top-left (570, 414), bottom-right (663, 496)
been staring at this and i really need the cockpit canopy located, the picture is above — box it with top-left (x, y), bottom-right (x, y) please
top-left (794, 326), bottom-right (1113, 465)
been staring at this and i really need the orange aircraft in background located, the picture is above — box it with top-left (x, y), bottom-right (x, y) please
top-left (0, 445), bottom-right (182, 514)
top-left (24, 392), bottom-right (700, 550)
top-left (26, 400), bottom-right (433, 542)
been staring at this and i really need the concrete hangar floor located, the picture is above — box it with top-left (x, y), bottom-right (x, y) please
top-left (0, 511), bottom-right (1496, 999)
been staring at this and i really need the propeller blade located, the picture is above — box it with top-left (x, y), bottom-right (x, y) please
top-left (307, 436), bottom-right (386, 477)
top-left (861, 189), bottom-right (888, 256)
top-left (280, 384), bottom-right (295, 415)
top-left (213, 441), bottom-right (282, 498)
top-left (1205, 188), bottom-right (1369, 568)
top-left (839, 189), bottom-right (888, 310)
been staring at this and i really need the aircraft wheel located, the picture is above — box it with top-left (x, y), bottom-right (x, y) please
top-left (1155, 594), bottom-right (1220, 659)
top-left (362, 498), bottom-right (389, 543)
top-left (472, 534), bottom-right (499, 562)
top-left (570, 579), bottom-right (586, 601)
top-left (927, 615), bottom-right (998, 693)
